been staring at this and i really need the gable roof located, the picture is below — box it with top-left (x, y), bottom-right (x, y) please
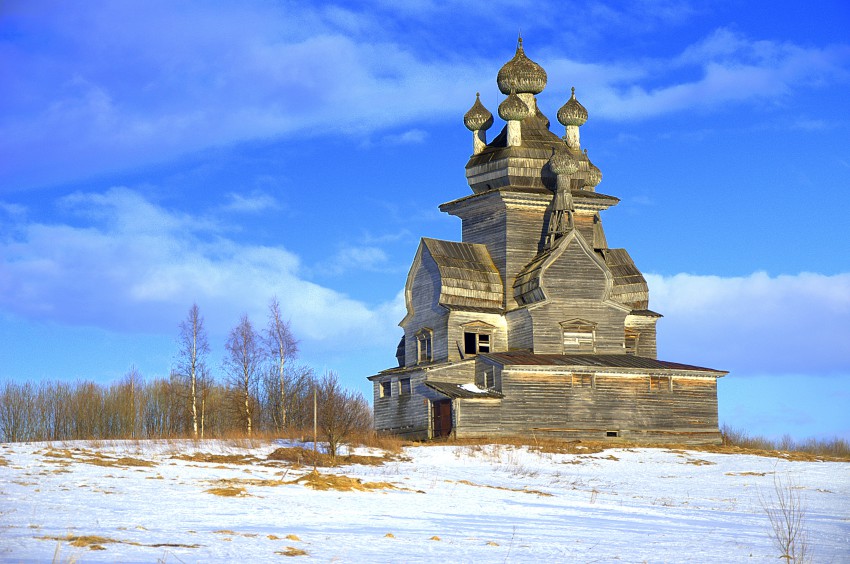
top-left (422, 238), bottom-right (504, 312)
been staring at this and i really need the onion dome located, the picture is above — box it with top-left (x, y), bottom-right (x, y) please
top-left (463, 92), bottom-right (494, 131)
top-left (498, 90), bottom-right (530, 121)
top-left (558, 87), bottom-right (588, 127)
top-left (549, 148), bottom-right (579, 176)
top-left (497, 37), bottom-right (547, 95)
top-left (586, 155), bottom-right (603, 188)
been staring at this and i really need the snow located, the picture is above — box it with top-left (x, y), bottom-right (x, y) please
top-left (1, 440), bottom-right (848, 562)
top-left (459, 383), bottom-right (488, 394)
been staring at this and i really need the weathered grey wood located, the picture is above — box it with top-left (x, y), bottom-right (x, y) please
top-left (369, 40), bottom-right (725, 445)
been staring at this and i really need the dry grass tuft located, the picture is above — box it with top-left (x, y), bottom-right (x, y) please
top-left (40, 534), bottom-right (200, 551)
top-left (384, 533), bottom-right (395, 538)
top-left (267, 534), bottom-right (280, 540)
top-left (726, 471), bottom-right (772, 477)
top-left (486, 541), bottom-right (499, 546)
top-left (720, 425), bottom-right (850, 462)
top-left (290, 470), bottom-right (396, 492)
top-left (266, 447), bottom-right (388, 468)
top-left (276, 546), bottom-right (308, 557)
top-left (0, 456), bottom-right (8, 466)
top-left (684, 458), bottom-right (716, 466)
top-left (205, 486), bottom-right (249, 497)
top-left (285, 534), bottom-right (301, 541)
top-left (451, 479), bottom-right (553, 497)
top-left (171, 453), bottom-right (261, 465)
top-left (429, 536), bottom-right (441, 541)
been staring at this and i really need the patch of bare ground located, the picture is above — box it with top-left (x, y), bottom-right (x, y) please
top-left (290, 470), bottom-right (397, 492)
top-left (726, 471), bottom-right (773, 477)
top-left (208, 477), bottom-right (286, 488)
top-left (40, 534), bottom-right (199, 550)
top-left (266, 447), bottom-right (389, 467)
top-left (450, 479), bottom-right (553, 497)
top-left (276, 546), bottom-right (308, 556)
top-left (171, 453), bottom-right (262, 465)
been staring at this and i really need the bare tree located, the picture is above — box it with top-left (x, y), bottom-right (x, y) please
top-left (177, 303), bottom-right (209, 439)
top-left (224, 314), bottom-right (262, 436)
top-left (316, 371), bottom-right (372, 460)
top-left (761, 474), bottom-right (811, 563)
top-left (264, 297), bottom-right (298, 430)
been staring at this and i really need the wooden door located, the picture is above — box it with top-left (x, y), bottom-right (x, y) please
top-left (432, 400), bottom-right (453, 438)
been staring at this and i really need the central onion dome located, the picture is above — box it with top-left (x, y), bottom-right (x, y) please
top-left (497, 38), bottom-right (547, 95)
top-left (558, 87), bottom-right (588, 127)
top-left (463, 93), bottom-right (494, 131)
top-left (498, 90), bottom-right (530, 121)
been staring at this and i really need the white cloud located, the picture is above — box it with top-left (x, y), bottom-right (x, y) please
top-left (0, 188), bottom-right (402, 351)
top-left (647, 271), bottom-right (850, 375)
top-left (221, 192), bottom-right (278, 213)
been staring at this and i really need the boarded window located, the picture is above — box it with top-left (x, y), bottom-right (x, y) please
top-left (561, 320), bottom-right (596, 353)
top-left (380, 381), bottom-right (392, 398)
top-left (417, 330), bottom-right (433, 364)
top-left (399, 378), bottom-right (411, 395)
top-left (649, 376), bottom-right (671, 392)
top-left (571, 373), bottom-right (595, 389)
top-left (624, 329), bottom-right (640, 355)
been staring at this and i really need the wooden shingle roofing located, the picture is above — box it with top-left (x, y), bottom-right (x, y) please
top-left (424, 381), bottom-right (504, 399)
top-left (422, 238), bottom-right (504, 312)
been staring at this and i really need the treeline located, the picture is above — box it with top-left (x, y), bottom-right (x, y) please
top-left (0, 366), bottom-right (368, 445)
top-left (0, 299), bottom-right (372, 451)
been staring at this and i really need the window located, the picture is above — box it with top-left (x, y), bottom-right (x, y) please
top-left (416, 329), bottom-right (433, 364)
top-left (399, 378), bottom-right (411, 395)
top-left (380, 381), bottom-right (392, 398)
top-left (624, 329), bottom-right (640, 355)
top-left (606, 431), bottom-right (619, 438)
top-left (561, 320), bottom-right (596, 353)
top-left (570, 373), bottom-right (595, 389)
top-left (484, 369), bottom-right (495, 389)
top-left (649, 376), bottom-right (671, 392)
top-left (464, 331), bottom-right (491, 355)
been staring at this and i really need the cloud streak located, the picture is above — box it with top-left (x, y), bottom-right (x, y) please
top-left (2, 4), bottom-right (848, 191)
top-left (647, 271), bottom-right (850, 375)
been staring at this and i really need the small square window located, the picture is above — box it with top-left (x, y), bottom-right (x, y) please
top-left (380, 381), bottom-right (392, 398)
top-left (399, 378), bottom-right (411, 395)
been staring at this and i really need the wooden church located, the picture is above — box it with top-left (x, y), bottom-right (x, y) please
top-left (368, 39), bottom-right (727, 444)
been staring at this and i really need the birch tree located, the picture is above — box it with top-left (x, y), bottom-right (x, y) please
top-left (264, 297), bottom-right (298, 430)
top-left (177, 303), bottom-right (209, 439)
top-left (224, 314), bottom-right (262, 436)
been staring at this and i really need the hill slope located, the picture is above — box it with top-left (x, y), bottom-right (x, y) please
top-left (1, 440), bottom-right (848, 562)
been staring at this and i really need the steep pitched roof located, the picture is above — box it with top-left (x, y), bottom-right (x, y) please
top-left (422, 238), bottom-right (504, 312)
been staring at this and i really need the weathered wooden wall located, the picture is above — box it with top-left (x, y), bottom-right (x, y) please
top-left (454, 368), bottom-right (720, 444)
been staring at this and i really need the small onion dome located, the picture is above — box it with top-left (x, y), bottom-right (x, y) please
top-left (463, 92), bottom-right (494, 131)
top-left (549, 148), bottom-right (579, 176)
top-left (558, 87), bottom-right (588, 127)
top-left (498, 90), bottom-right (530, 121)
top-left (497, 37), bottom-right (547, 95)
top-left (586, 157), bottom-right (603, 188)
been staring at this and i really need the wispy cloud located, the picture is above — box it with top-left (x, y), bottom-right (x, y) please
top-left (220, 191), bottom-right (278, 213)
top-left (0, 188), bottom-right (402, 350)
top-left (647, 271), bottom-right (850, 375)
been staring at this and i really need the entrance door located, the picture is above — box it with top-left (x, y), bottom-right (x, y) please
top-left (432, 399), bottom-right (453, 438)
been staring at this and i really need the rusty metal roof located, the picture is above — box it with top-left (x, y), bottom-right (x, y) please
top-left (480, 351), bottom-right (726, 374)
top-left (424, 381), bottom-right (504, 399)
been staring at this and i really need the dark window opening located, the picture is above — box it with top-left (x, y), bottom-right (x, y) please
top-left (606, 431), bottom-right (619, 438)
top-left (417, 330), bottom-right (432, 364)
top-left (464, 331), bottom-right (492, 355)
top-left (380, 381), bottom-right (392, 398)
top-left (400, 378), bottom-right (411, 395)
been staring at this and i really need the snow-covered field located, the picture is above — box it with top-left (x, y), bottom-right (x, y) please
top-left (1, 439), bottom-right (848, 562)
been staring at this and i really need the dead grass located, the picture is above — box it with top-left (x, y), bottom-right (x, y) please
top-left (289, 470), bottom-right (397, 492)
top-left (266, 447), bottom-right (388, 468)
top-left (171, 453), bottom-right (262, 465)
top-left (720, 425), bottom-right (850, 462)
top-left (40, 534), bottom-right (199, 550)
top-left (285, 534), bottom-right (301, 541)
top-left (208, 477), bottom-right (285, 488)
top-left (727, 471), bottom-right (772, 477)
top-left (276, 546), bottom-right (308, 557)
top-left (204, 486), bottom-right (249, 497)
top-left (39, 448), bottom-right (155, 468)
top-left (0, 456), bottom-right (8, 466)
top-left (450, 479), bottom-right (553, 497)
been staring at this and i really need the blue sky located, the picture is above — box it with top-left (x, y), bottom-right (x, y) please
top-left (1, 0), bottom-right (848, 440)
